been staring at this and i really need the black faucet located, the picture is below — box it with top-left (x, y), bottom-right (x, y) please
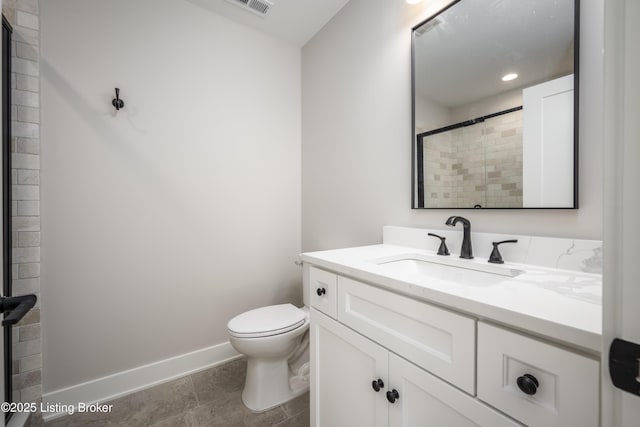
top-left (445, 216), bottom-right (473, 259)
top-left (488, 239), bottom-right (518, 264)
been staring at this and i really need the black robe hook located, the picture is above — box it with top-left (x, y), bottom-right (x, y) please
top-left (112, 88), bottom-right (125, 111)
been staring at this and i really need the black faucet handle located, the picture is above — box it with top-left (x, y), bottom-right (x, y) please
top-left (488, 239), bottom-right (518, 264)
top-left (428, 233), bottom-right (450, 256)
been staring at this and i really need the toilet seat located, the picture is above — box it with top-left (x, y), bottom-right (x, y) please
top-left (228, 303), bottom-right (307, 338)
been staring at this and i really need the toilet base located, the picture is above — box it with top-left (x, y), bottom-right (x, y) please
top-left (241, 357), bottom-right (309, 413)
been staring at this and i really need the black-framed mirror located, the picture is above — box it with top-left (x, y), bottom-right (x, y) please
top-left (412, 0), bottom-right (579, 209)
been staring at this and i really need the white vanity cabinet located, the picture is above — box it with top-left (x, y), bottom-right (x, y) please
top-left (311, 309), bottom-right (519, 427)
top-left (309, 267), bottom-right (520, 427)
top-left (307, 265), bottom-right (600, 427)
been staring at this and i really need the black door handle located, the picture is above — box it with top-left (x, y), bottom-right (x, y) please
top-left (0, 294), bottom-right (37, 326)
top-left (371, 378), bottom-right (384, 392)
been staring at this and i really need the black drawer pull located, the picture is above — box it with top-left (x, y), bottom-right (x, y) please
top-left (372, 379), bottom-right (384, 392)
top-left (316, 288), bottom-right (326, 296)
top-left (517, 374), bottom-right (539, 395)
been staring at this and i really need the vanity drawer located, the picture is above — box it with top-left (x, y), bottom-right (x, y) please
top-left (337, 276), bottom-right (476, 394)
top-left (477, 322), bottom-right (599, 427)
top-left (309, 267), bottom-right (338, 319)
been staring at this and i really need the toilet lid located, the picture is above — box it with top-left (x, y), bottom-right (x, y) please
top-left (228, 304), bottom-right (306, 338)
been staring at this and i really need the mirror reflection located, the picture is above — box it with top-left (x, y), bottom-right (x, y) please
top-left (412, 0), bottom-right (577, 209)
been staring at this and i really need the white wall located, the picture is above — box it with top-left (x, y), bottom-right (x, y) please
top-left (302, 0), bottom-right (603, 251)
top-left (40, 0), bottom-right (301, 392)
top-left (414, 94), bottom-right (450, 133)
top-left (449, 87), bottom-right (522, 123)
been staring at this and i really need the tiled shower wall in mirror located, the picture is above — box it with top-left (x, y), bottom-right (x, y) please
top-left (422, 109), bottom-right (523, 208)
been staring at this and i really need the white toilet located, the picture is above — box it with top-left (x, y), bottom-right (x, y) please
top-left (227, 302), bottom-right (310, 412)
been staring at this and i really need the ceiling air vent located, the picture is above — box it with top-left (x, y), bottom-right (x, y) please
top-left (415, 18), bottom-right (443, 37)
top-left (226, 0), bottom-right (274, 17)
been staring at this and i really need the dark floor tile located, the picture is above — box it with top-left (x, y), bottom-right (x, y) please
top-left (190, 358), bottom-right (246, 405)
top-left (46, 377), bottom-right (197, 427)
top-left (281, 392), bottom-right (309, 418)
top-left (185, 391), bottom-right (288, 427)
top-left (108, 377), bottom-right (198, 426)
top-left (150, 411), bottom-right (194, 427)
top-left (273, 409), bottom-right (310, 427)
top-left (45, 409), bottom-right (113, 427)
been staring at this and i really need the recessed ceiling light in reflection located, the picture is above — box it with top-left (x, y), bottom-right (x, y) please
top-left (502, 73), bottom-right (519, 82)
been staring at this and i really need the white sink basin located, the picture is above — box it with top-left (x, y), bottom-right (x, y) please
top-left (370, 253), bottom-right (523, 285)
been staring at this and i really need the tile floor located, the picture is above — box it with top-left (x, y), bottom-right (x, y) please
top-left (26, 358), bottom-right (309, 427)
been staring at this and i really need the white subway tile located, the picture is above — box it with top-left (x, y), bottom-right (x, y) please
top-left (12, 121), bottom-right (39, 138)
top-left (12, 57), bottom-right (38, 76)
top-left (11, 89), bottom-right (38, 107)
top-left (13, 339), bottom-right (40, 359)
top-left (13, 278), bottom-right (39, 294)
top-left (17, 106), bottom-right (39, 123)
top-left (19, 324), bottom-right (40, 342)
top-left (10, 0), bottom-right (39, 14)
top-left (13, 25), bottom-right (38, 47)
top-left (12, 217), bottom-right (39, 231)
top-left (19, 354), bottom-right (41, 373)
top-left (17, 201), bottom-right (40, 217)
top-left (15, 40), bottom-right (37, 61)
top-left (16, 138), bottom-right (39, 154)
top-left (12, 247), bottom-right (40, 263)
top-left (17, 231), bottom-right (40, 247)
top-left (19, 384), bottom-right (41, 404)
top-left (18, 262), bottom-right (40, 278)
top-left (16, 74), bottom-right (38, 92)
top-left (17, 169), bottom-right (39, 185)
top-left (16, 11), bottom-right (38, 31)
top-left (12, 153), bottom-right (40, 169)
top-left (12, 185), bottom-right (39, 201)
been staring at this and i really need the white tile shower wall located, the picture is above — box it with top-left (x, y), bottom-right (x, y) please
top-left (2, 0), bottom-right (42, 403)
top-left (422, 109), bottom-right (523, 208)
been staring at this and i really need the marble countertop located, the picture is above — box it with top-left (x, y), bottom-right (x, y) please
top-left (301, 243), bottom-right (602, 354)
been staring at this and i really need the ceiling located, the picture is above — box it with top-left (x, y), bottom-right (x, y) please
top-left (414, 0), bottom-right (575, 109)
top-left (185, 0), bottom-right (351, 47)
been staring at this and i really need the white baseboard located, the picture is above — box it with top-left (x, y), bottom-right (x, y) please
top-left (41, 341), bottom-right (240, 421)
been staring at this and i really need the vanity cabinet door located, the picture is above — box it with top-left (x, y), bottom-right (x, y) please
top-left (388, 354), bottom-right (522, 427)
top-left (310, 309), bottom-right (389, 427)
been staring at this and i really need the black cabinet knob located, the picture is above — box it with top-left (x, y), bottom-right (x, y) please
top-left (516, 374), bottom-right (539, 395)
top-left (316, 288), bottom-right (326, 296)
top-left (371, 379), bottom-right (384, 392)
top-left (386, 389), bottom-right (399, 403)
